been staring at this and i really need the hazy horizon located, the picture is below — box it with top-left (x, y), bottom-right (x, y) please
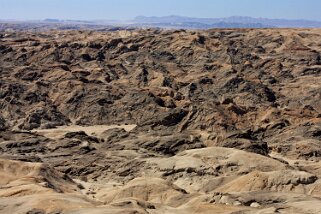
top-left (2, 15), bottom-right (321, 23)
top-left (1, 0), bottom-right (321, 22)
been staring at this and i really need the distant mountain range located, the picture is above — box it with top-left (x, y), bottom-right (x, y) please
top-left (132, 16), bottom-right (321, 28)
top-left (1, 16), bottom-right (321, 31)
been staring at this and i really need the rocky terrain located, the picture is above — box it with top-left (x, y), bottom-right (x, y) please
top-left (0, 28), bottom-right (321, 213)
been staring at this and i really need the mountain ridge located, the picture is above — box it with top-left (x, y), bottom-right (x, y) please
top-left (133, 15), bottom-right (321, 28)
top-left (1, 15), bottom-right (321, 29)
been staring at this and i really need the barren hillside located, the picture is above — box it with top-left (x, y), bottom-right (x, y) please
top-left (0, 28), bottom-right (321, 213)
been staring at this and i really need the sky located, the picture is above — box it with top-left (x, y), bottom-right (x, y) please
top-left (1, 0), bottom-right (321, 21)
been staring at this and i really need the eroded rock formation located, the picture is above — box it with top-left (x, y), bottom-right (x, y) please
top-left (0, 28), bottom-right (321, 213)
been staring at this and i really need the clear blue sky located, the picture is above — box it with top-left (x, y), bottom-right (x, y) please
top-left (1, 0), bottom-right (321, 21)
